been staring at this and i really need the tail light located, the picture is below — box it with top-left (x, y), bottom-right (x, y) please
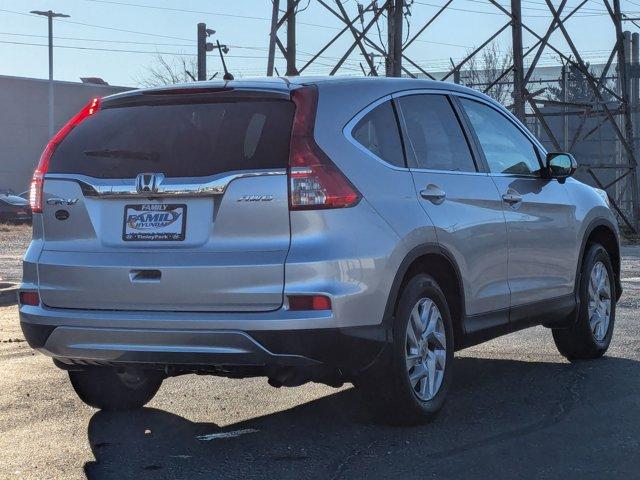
top-left (288, 86), bottom-right (361, 210)
top-left (30, 97), bottom-right (101, 213)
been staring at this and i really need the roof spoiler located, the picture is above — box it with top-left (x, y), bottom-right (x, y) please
top-left (102, 86), bottom-right (291, 108)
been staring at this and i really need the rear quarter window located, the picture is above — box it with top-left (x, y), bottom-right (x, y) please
top-left (49, 99), bottom-right (294, 178)
top-left (351, 100), bottom-right (405, 168)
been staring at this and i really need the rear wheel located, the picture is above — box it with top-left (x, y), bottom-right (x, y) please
top-left (552, 243), bottom-right (616, 360)
top-left (358, 274), bottom-right (454, 425)
top-left (69, 367), bottom-right (163, 411)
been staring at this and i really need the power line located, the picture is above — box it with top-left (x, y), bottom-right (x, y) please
top-left (0, 39), bottom-right (364, 70)
top-left (0, 39), bottom-right (225, 56)
top-left (0, 4), bottom-right (439, 62)
top-left (0, 1), bottom-right (631, 78)
top-left (0, 31), bottom-right (289, 54)
top-left (464, 0), bottom-right (616, 14)
top-left (0, 10), bottom-right (475, 51)
top-left (0, 6), bottom-right (360, 67)
top-left (413, 0), bottom-right (613, 16)
top-left (0, 31), bottom-right (194, 48)
top-left (77, 0), bottom-right (341, 30)
top-left (412, 38), bottom-right (473, 48)
top-left (0, 8), bottom-right (193, 42)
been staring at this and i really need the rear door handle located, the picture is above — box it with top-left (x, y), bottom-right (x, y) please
top-left (420, 184), bottom-right (446, 205)
top-left (502, 192), bottom-right (523, 205)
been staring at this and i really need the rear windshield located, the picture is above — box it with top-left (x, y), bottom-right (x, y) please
top-left (49, 99), bottom-right (295, 178)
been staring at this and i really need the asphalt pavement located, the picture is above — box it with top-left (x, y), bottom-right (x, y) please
top-left (1, 248), bottom-right (639, 480)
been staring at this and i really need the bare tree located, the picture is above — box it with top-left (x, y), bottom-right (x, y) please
top-left (136, 54), bottom-right (199, 88)
top-left (546, 61), bottom-right (615, 104)
top-left (462, 42), bottom-right (513, 105)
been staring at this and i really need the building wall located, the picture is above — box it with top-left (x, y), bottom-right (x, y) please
top-left (0, 75), bottom-right (131, 193)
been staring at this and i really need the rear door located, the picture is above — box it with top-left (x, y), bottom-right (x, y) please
top-left (395, 92), bottom-right (510, 327)
top-left (38, 90), bottom-right (294, 312)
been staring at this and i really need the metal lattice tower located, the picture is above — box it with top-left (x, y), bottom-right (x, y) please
top-left (266, 0), bottom-right (640, 232)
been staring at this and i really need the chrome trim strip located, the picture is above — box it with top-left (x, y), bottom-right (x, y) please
top-left (391, 88), bottom-right (462, 99)
top-left (343, 88), bottom-right (548, 179)
top-left (488, 172), bottom-right (541, 179)
top-left (45, 169), bottom-right (287, 198)
top-left (410, 168), bottom-right (489, 177)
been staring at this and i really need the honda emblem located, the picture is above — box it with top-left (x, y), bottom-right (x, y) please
top-left (135, 173), bottom-right (164, 194)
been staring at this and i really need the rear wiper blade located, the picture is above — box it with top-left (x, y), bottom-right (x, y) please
top-left (83, 149), bottom-right (160, 162)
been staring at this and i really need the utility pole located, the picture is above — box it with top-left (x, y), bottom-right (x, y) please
top-left (267, 0), bottom-right (280, 76)
top-left (510, 0), bottom-right (526, 122)
top-left (286, 0), bottom-right (297, 76)
top-left (624, 31), bottom-right (633, 209)
top-left (632, 32), bottom-right (639, 174)
top-left (30, 10), bottom-right (69, 138)
top-left (197, 23), bottom-right (215, 81)
top-left (361, 52), bottom-right (383, 75)
top-left (386, 0), bottom-right (404, 77)
top-left (450, 58), bottom-right (460, 84)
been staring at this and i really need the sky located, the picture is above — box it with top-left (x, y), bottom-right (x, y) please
top-left (0, 0), bottom-right (638, 87)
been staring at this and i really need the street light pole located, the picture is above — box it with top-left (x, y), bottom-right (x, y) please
top-left (30, 10), bottom-right (70, 138)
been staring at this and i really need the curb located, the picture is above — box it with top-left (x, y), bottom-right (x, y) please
top-left (0, 283), bottom-right (19, 306)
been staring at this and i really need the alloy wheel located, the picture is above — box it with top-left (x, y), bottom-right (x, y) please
top-left (588, 261), bottom-right (612, 342)
top-left (405, 298), bottom-right (447, 401)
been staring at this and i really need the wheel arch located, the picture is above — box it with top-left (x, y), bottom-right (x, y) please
top-left (578, 219), bottom-right (621, 300)
top-left (383, 244), bottom-right (466, 349)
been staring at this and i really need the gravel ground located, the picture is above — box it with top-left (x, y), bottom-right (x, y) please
top-left (0, 242), bottom-right (639, 479)
top-left (0, 223), bottom-right (30, 284)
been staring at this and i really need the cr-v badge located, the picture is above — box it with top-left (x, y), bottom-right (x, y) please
top-left (237, 195), bottom-right (274, 202)
top-left (47, 198), bottom-right (78, 206)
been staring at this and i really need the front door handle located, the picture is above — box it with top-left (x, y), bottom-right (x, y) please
top-left (502, 191), bottom-right (523, 205)
top-left (420, 184), bottom-right (446, 205)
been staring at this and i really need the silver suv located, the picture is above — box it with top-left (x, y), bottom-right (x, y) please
top-left (19, 78), bottom-right (621, 424)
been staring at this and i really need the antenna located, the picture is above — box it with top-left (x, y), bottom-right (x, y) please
top-left (216, 40), bottom-right (234, 81)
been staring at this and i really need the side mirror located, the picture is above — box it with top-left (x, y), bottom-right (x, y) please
top-left (545, 152), bottom-right (577, 182)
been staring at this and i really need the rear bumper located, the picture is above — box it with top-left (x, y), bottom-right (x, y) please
top-left (22, 324), bottom-right (319, 367)
top-left (19, 304), bottom-right (388, 374)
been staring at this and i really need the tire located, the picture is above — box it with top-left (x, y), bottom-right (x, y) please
top-left (357, 274), bottom-right (455, 425)
top-left (552, 243), bottom-right (616, 360)
top-left (69, 367), bottom-right (163, 411)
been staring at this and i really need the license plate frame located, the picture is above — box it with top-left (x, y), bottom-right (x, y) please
top-left (122, 203), bottom-right (187, 241)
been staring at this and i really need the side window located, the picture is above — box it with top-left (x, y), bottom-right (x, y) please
top-left (460, 98), bottom-right (541, 175)
top-left (398, 94), bottom-right (477, 172)
top-left (352, 100), bottom-right (405, 168)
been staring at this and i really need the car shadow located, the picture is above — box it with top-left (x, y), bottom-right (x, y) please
top-left (83, 355), bottom-right (640, 480)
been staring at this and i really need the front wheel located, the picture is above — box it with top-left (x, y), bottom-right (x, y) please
top-left (357, 274), bottom-right (454, 425)
top-left (69, 367), bottom-right (163, 411)
top-left (552, 243), bottom-right (616, 360)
